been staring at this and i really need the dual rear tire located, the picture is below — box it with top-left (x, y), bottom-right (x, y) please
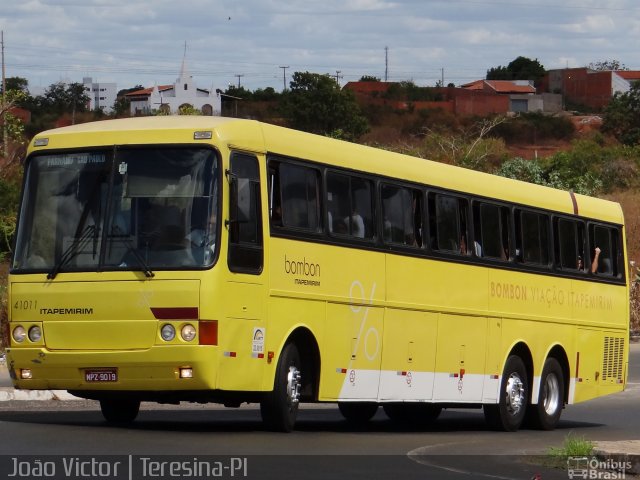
top-left (484, 355), bottom-right (564, 431)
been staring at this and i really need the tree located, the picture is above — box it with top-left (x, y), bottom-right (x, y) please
top-left (1, 76), bottom-right (28, 94)
top-left (40, 82), bottom-right (90, 117)
top-left (1, 88), bottom-right (29, 159)
top-left (602, 82), bottom-right (640, 145)
top-left (280, 71), bottom-right (369, 140)
top-left (588, 60), bottom-right (628, 71)
top-left (359, 75), bottom-right (381, 82)
top-left (486, 56), bottom-right (546, 82)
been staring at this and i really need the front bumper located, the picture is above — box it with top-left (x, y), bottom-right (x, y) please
top-left (6, 345), bottom-right (218, 392)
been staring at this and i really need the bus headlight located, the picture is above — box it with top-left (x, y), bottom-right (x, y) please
top-left (12, 326), bottom-right (27, 343)
top-left (28, 326), bottom-right (42, 342)
top-left (161, 324), bottom-right (176, 341)
top-left (181, 324), bottom-right (196, 342)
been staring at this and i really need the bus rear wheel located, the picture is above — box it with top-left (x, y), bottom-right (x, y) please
top-left (260, 343), bottom-right (302, 432)
top-left (99, 399), bottom-right (140, 424)
top-left (338, 402), bottom-right (379, 424)
top-left (527, 357), bottom-right (564, 430)
top-left (484, 355), bottom-right (528, 432)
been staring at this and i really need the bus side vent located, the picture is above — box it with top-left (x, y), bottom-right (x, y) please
top-left (602, 336), bottom-right (624, 382)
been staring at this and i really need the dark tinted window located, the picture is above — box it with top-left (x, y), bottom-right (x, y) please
top-left (381, 185), bottom-right (423, 247)
top-left (516, 210), bottom-right (550, 266)
top-left (327, 172), bottom-right (374, 239)
top-left (429, 193), bottom-right (468, 254)
top-left (591, 224), bottom-right (616, 275)
top-left (474, 203), bottom-right (510, 260)
top-left (269, 161), bottom-right (320, 231)
top-left (556, 218), bottom-right (585, 271)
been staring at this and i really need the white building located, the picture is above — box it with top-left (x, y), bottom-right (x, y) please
top-left (83, 77), bottom-right (117, 113)
top-left (125, 57), bottom-right (221, 116)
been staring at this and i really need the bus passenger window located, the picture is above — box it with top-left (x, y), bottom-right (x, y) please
top-left (381, 185), bottom-right (422, 247)
top-left (474, 203), bottom-right (510, 260)
top-left (591, 225), bottom-right (615, 275)
top-left (270, 162), bottom-right (320, 231)
top-left (556, 218), bottom-right (585, 271)
top-left (516, 210), bottom-right (550, 266)
top-left (327, 173), bottom-right (374, 239)
top-left (429, 193), bottom-right (468, 254)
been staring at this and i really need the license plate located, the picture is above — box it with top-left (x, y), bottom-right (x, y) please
top-left (84, 369), bottom-right (118, 383)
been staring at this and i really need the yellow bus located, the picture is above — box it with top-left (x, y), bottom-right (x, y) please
top-left (6, 116), bottom-right (629, 432)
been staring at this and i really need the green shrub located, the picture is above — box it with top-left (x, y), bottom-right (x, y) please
top-left (492, 113), bottom-right (575, 143)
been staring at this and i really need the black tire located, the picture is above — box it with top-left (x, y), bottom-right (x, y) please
top-left (99, 399), bottom-right (140, 424)
top-left (526, 357), bottom-right (564, 430)
top-left (383, 403), bottom-right (442, 425)
top-left (484, 355), bottom-right (528, 432)
top-left (338, 402), bottom-right (379, 424)
top-left (260, 343), bottom-right (302, 432)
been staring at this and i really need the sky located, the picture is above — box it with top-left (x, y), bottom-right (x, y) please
top-left (2, 0), bottom-right (640, 94)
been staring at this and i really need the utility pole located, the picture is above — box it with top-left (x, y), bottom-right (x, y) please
top-left (441, 68), bottom-right (444, 86)
top-left (334, 70), bottom-right (342, 87)
top-left (1, 30), bottom-right (7, 159)
top-left (384, 46), bottom-right (389, 82)
top-left (279, 66), bottom-right (289, 91)
top-left (234, 74), bottom-right (244, 88)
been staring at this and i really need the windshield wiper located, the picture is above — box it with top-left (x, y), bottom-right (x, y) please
top-left (111, 225), bottom-right (154, 278)
top-left (47, 225), bottom-right (98, 280)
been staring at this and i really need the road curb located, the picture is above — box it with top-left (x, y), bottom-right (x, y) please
top-left (594, 441), bottom-right (640, 476)
top-left (0, 387), bottom-right (78, 401)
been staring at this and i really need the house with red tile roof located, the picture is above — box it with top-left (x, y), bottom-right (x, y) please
top-left (460, 79), bottom-right (544, 113)
top-left (461, 79), bottom-right (537, 95)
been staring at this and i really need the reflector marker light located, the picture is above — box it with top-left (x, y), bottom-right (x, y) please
top-left (251, 353), bottom-right (265, 359)
top-left (20, 369), bottom-right (32, 379)
top-left (198, 320), bottom-right (218, 345)
top-left (449, 373), bottom-right (459, 378)
top-left (224, 351), bottom-right (237, 357)
top-left (397, 371), bottom-right (408, 376)
top-left (33, 138), bottom-right (49, 147)
top-left (336, 368), bottom-right (347, 374)
top-left (489, 374), bottom-right (499, 380)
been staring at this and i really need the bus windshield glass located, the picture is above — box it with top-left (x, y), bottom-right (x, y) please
top-left (12, 147), bottom-right (219, 275)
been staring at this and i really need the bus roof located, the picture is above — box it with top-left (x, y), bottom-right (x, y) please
top-left (29, 116), bottom-right (624, 225)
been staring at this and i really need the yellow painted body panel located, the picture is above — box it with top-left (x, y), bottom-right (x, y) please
top-left (7, 117), bottom-right (628, 408)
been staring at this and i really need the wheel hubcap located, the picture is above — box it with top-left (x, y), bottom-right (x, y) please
top-left (543, 373), bottom-right (560, 415)
top-left (505, 373), bottom-right (525, 416)
top-left (287, 366), bottom-right (302, 406)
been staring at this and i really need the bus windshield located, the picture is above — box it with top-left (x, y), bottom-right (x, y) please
top-left (13, 147), bottom-right (219, 275)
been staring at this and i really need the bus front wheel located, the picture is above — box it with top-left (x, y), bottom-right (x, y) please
top-left (484, 355), bottom-right (528, 432)
top-left (260, 343), bottom-right (302, 432)
top-left (526, 357), bottom-right (564, 430)
top-left (99, 399), bottom-right (140, 424)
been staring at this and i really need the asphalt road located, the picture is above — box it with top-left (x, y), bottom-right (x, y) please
top-left (0, 344), bottom-right (638, 479)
